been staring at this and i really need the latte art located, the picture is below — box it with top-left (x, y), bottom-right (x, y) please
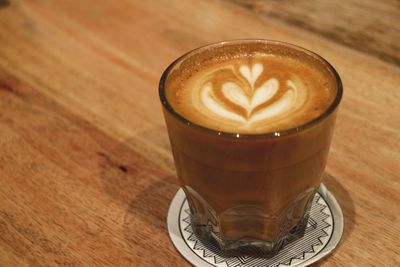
top-left (199, 63), bottom-right (302, 125)
top-left (166, 51), bottom-right (335, 134)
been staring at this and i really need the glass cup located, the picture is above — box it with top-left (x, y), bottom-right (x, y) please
top-left (159, 40), bottom-right (342, 255)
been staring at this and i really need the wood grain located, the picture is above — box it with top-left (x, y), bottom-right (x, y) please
top-left (0, 0), bottom-right (399, 266)
top-left (229, 0), bottom-right (400, 66)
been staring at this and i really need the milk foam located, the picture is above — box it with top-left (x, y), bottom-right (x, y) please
top-left (199, 63), bottom-right (300, 126)
top-left (166, 52), bottom-right (334, 134)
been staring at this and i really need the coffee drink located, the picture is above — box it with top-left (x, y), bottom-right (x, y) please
top-left (160, 40), bottom-right (342, 255)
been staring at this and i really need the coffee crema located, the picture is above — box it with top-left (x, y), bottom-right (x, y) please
top-left (166, 49), bottom-right (336, 134)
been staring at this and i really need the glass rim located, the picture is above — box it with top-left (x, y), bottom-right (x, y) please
top-left (159, 39), bottom-right (343, 139)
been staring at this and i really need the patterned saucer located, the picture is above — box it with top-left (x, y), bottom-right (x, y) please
top-left (167, 184), bottom-right (343, 267)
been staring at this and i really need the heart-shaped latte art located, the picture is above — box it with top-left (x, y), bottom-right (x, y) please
top-left (221, 78), bottom-right (279, 114)
top-left (200, 63), bottom-right (298, 124)
top-left (239, 63), bottom-right (263, 87)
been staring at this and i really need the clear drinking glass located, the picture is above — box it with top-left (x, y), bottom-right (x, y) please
top-left (159, 40), bottom-right (342, 255)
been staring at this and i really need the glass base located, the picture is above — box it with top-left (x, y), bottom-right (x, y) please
top-left (191, 215), bottom-right (309, 256)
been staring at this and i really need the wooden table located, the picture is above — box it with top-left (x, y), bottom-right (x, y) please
top-left (0, 0), bottom-right (399, 266)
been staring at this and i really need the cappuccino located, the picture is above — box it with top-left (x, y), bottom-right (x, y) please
top-left (160, 40), bottom-right (342, 255)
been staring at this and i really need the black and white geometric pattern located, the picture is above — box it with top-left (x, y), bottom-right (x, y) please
top-left (178, 193), bottom-right (334, 267)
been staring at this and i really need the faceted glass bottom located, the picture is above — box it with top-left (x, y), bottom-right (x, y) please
top-left (190, 214), bottom-right (309, 256)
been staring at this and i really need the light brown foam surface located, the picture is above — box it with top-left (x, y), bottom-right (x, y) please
top-left (165, 45), bottom-right (336, 134)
